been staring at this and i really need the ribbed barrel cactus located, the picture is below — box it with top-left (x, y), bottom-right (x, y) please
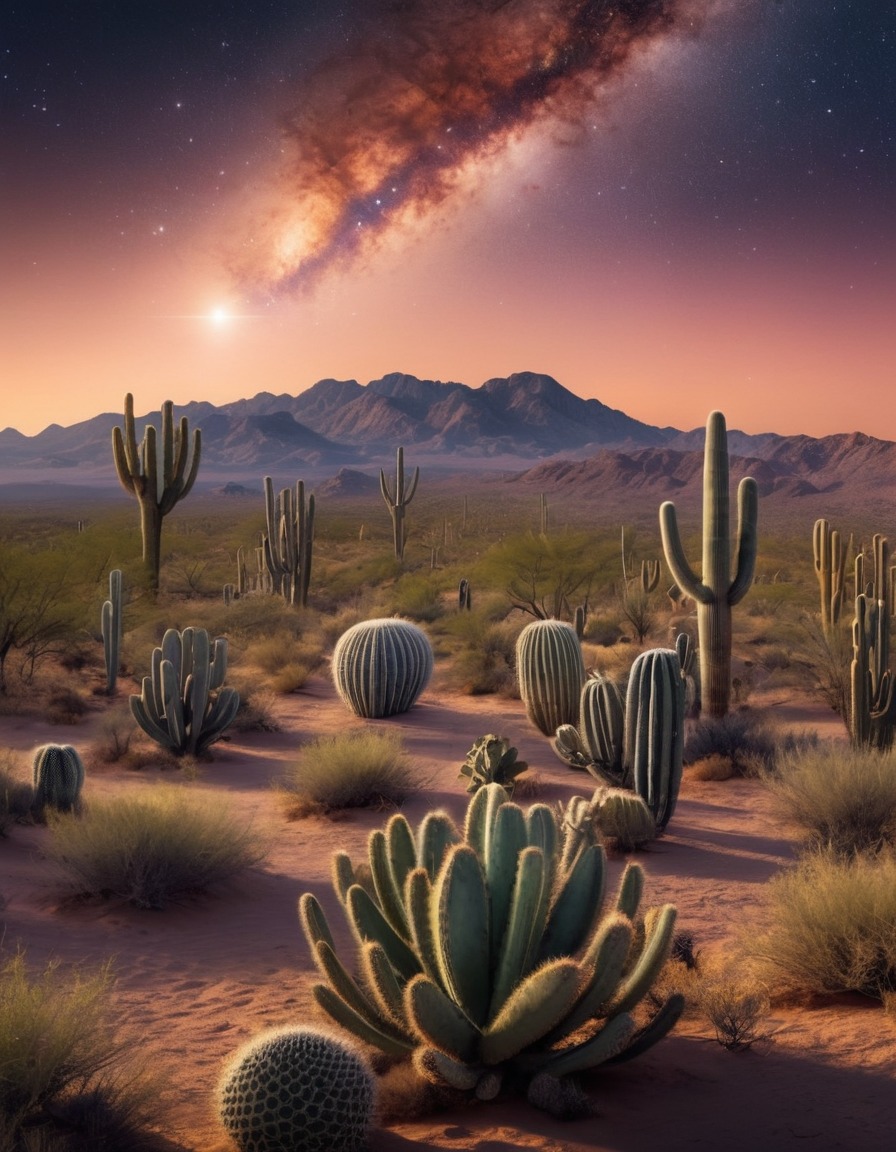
top-left (332, 618), bottom-right (433, 718)
top-left (516, 619), bottom-right (585, 736)
top-left (217, 1026), bottom-right (376, 1152)
top-left (299, 784), bottom-right (682, 1113)
top-left (130, 627), bottom-right (240, 756)
top-left (32, 744), bottom-right (85, 813)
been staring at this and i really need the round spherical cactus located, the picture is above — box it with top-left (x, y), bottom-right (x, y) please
top-left (515, 619), bottom-right (585, 736)
top-left (332, 617), bottom-right (433, 718)
top-left (216, 1026), bottom-right (376, 1152)
top-left (32, 744), bottom-right (85, 813)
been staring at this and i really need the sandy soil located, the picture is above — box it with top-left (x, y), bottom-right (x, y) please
top-left (1, 678), bottom-right (893, 1152)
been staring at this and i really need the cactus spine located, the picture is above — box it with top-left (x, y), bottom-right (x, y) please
top-left (101, 568), bottom-right (123, 694)
top-left (130, 627), bottom-right (240, 756)
top-left (516, 619), bottom-right (585, 736)
top-left (217, 1026), bottom-right (376, 1152)
top-left (111, 394), bottom-right (201, 593)
top-left (659, 410), bottom-right (758, 717)
top-left (299, 786), bottom-right (681, 1110)
top-left (380, 447), bottom-right (419, 561)
top-left (262, 476), bottom-right (315, 607)
top-left (32, 744), bottom-right (85, 813)
top-left (332, 618), bottom-right (433, 718)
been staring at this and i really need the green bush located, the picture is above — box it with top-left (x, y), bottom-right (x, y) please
top-left (749, 850), bottom-right (896, 1003)
top-left (281, 729), bottom-right (418, 816)
top-left (684, 711), bottom-right (817, 779)
top-left (44, 788), bottom-right (266, 909)
top-left (0, 950), bottom-right (156, 1145)
top-left (767, 745), bottom-right (896, 857)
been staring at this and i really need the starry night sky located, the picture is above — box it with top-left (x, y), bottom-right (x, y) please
top-left (2, 1), bottom-right (893, 438)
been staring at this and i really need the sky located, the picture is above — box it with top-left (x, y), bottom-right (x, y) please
top-left (2, 0), bottom-right (893, 440)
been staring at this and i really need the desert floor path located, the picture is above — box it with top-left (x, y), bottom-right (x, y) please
top-left (0, 676), bottom-right (893, 1151)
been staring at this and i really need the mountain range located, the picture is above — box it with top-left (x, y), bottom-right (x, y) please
top-left (1, 371), bottom-right (894, 513)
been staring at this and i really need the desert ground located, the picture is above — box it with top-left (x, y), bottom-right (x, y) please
top-left (2, 669), bottom-right (893, 1152)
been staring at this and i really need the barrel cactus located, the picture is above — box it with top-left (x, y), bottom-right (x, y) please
top-left (216, 1026), bottom-right (376, 1152)
top-left (515, 619), bottom-right (585, 736)
top-left (129, 627), bottom-right (240, 756)
top-left (332, 617), bottom-right (433, 718)
top-left (32, 744), bottom-right (85, 814)
top-left (299, 784), bottom-right (682, 1113)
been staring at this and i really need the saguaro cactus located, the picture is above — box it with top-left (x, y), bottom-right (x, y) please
top-left (101, 569), bottom-right (123, 694)
top-left (262, 477), bottom-right (315, 607)
top-left (659, 410), bottom-right (758, 717)
top-left (112, 394), bottom-right (201, 593)
top-left (380, 447), bottom-right (419, 561)
top-left (130, 627), bottom-right (240, 756)
top-left (813, 519), bottom-right (847, 636)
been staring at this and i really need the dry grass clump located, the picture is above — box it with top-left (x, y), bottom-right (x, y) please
top-left (684, 711), bottom-right (817, 780)
top-left (0, 951), bottom-right (161, 1150)
top-left (88, 705), bottom-right (135, 765)
top-left (766, 745), bottom-right (896, 857)
top-left (44, 788), bottom-right (267, 909)
top-left (0, 753), bottom-right (35, 835)
top-left (281, 729), bottom-right (419, 816)
top-left (242, 634), bottom-right (324, 694)
top-left (748, 850), bottom-right (896, 1003)
top-left (443, 617), bottom-right (520, 696)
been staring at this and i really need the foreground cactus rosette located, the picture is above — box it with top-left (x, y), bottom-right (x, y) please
top-left (299, 784), bottom-right (682, 1113)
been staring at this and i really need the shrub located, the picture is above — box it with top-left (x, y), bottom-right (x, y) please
top-left (0, 950), bottom-right (156, 1144)
top-left (766, 745), bottom-right (896, 857)
top-left (446, 618), bottom-right (519, 696)
top-left (44, 788), bottom-right (266, 909)
top-left (748, 850), bottom-right (896, 1003)
top-left (0, 755), bottom-right (34, 836)
top-left (698, 969), bottom-right (771, 1051)
top-left (281, 729), bottom-right (418, 816)
top-left (89, 705), bottom-right (135, 764)
top-left (684, 711), bottom-right (817, 779)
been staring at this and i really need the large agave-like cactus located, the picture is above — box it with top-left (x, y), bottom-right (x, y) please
top-left (516, 619), bottom-right (585, 736)
top-left (332, 618), bottom-right (433, 719)
top-left (130, 627), bottom-right (240, 756)
top-left (659, 410), bottom-right (758, 716)
top-left (299, 785), bottom-right (682, 1113)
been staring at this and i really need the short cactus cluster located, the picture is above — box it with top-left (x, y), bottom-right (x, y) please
top-left (217, 1026), bottom-right (376, 1152)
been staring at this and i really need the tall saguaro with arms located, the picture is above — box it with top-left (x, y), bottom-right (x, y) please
top-left (659, 410), bottom-right (758, 718)
top-left (112, 394), bottom-right (202, 594)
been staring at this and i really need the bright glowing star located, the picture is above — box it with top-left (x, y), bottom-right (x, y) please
top-left (209, 306), bottom-right (231, 326)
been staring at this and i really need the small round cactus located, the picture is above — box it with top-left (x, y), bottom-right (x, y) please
top-left (216, 1026), bottom-right (376, 1152)
top-left (332, 617), bottom-right (433, 718)
top-left (32, 744), bottom-right (85, 813)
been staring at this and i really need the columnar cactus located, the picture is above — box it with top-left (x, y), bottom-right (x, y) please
top-left (380, 447), bottom-right (419, 561)
top-left (101, 568), bottom-right (123, 694)
top-left (262, 476), bottom-right (315, 607)
top-left (813, 519), bottom-right (847, 636)
top-left (623, 649), bottom-right (685, 832)
top-left (299, 785), bottom-right (682, 1112)
top-left (130, 627), bottom-right (240, 756)
top-left (32, 744), bottom-right (85, 813)
top-left (217, 1026), bottom-right (376, 1152)
top-left (332, 618), bottom-right (433, 718)
top-left (459, 578), bottom-right (472, 611)
top-left (111, 394), bottom-right (201, 593)
top-left (516, 619), bottom-right (585, 736)
top-left (659, 410), bottom-right (758, 717)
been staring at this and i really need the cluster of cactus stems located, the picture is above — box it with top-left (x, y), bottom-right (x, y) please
top-left (130, 627), bottom-right (240, 756)
top-left (380, 447), bottom-right (419, 561)
top-left (660, 410), bottom-right (758, 717)
top-left (101, 569), bottom-right (123, 694)
top-left (458, 735), bottom-right (528, 797)
top-left (850, 534), bottom-right (896, 750)
top-left (111, 394), bottom-right (201, 593)
top-left (300, 784), bottom-right (682, 1112)
top-left (553, 648), bottom-right (685, 833)
top-left (262, 477), bottom-right (315, 607)
top-left (32, 744), bottom-right (85, 813)
top-left (813, 519), bottom-right (848, 636)
top-left (516, 619), bottom-right (586, 737)
top-left (332, 618), bottom-right (433, 718)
